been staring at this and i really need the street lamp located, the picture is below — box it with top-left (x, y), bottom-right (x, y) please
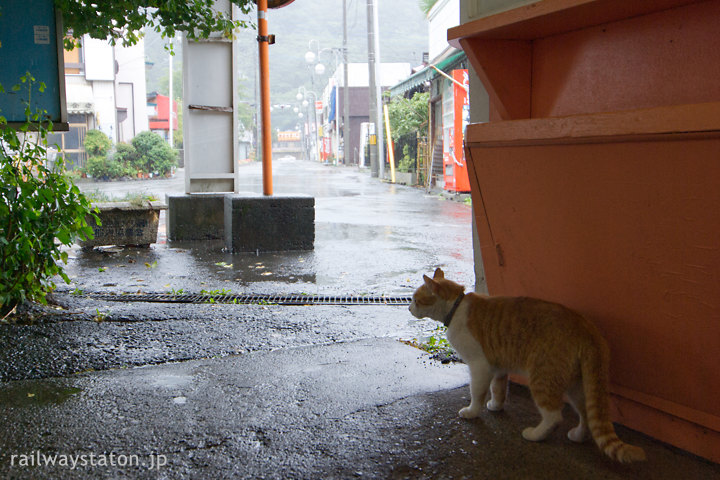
top-left (305, 39), bottom-right (343, 165)
top-left (297, 86), bottom-right (319, 162)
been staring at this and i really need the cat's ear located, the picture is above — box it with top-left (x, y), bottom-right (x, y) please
top-left (433, 268), bottom-right (445, 279)
top-left (424, 275), bottom-right (440, 293)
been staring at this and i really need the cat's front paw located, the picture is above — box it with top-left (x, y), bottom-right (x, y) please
top-left (458, 406), bottom-right (480, 419)
top-left (522, 427), bottom-right (541, 441)
top-left (567, 425), bottom-right (587, 443)
top-left (486, 399), bottom-right (504, 412)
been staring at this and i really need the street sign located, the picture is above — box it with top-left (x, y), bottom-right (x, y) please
top-left (0, 0), bottom-right (67, 128)
top-left (315, 101), bottom-right (323, 111)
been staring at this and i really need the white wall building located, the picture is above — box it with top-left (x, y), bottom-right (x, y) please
top-left (428, 0), bottom-right (459, 61)
top-left (114, 40), bottom-right (149, 142)
top-left (50, 35), bottom-right (148, 167)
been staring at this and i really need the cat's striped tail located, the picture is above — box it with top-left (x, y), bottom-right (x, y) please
top-left (581, 344), bottom-right (647, 463)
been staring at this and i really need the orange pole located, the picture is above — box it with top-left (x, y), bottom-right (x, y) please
top-left (258, 0), bottom-right (273, 195)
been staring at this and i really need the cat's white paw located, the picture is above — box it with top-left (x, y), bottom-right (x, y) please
top-left (567, 426), bottom-right (587, 443)
top-left (458, 406), bottom-right (480, 419)
top-left (522, 427), bottom-right (545, 442)
top-left (486, 399), bottom-right (504, 412)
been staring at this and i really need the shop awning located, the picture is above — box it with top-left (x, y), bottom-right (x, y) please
top-left (65, 80), bottom-right (95, 114)
top-left (388, 51), bottom-right (465, 97)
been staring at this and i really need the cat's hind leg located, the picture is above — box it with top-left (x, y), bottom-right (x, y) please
top-left (486, 373), bottom-right (508, 411)
top-left (522, 379), bottom-right (564, 441)
top-left (459, 360), bottom-right (493, 419)
top-left (566, 381), bottom-right (588, 443)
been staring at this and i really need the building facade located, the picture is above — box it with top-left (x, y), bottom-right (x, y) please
top-left (48, 35), bottom-right (148, 168)
top-left (317, 62), bottom-right (412, 165)
top-left (147, 92), bottom-right (178, 142)
top-left (387, 0), bottom-right (469, 190)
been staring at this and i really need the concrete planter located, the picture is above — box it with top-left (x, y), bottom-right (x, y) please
top-left (394, 171), bottom-right (415, 186)
top-left (81, 201), bottom-right (167, 248)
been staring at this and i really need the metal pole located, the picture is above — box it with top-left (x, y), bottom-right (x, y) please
top-left (383, 103), bottom-right (395, 183)
top-left (168, 40), bottom-right (173, 147)
top-left (366, 0), bottom-right (379, 177)
top-left (334, 78), bottom-right (339, 165)
top-left (343, 0), bottom-right (350, 165)
top-left (313, 93), bottom-right (320, 162)
top-left (372, 0), bottom-right (384, 179)
top-left (258, 0), bottom-right (273, 196)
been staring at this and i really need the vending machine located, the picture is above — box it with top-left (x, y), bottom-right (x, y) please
top-left (442, 69), bottom-right (471, 193)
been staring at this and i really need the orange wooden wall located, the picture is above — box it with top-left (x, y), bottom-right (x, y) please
top-left (450, 0), bottom-right (720, 462)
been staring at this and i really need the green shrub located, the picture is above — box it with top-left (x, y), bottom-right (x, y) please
top-left (0, 75), bottom-right (97, 317)
top-left (83, 129), bottom-right (112, 156)
top-left (132, 131), bottom-right (163, 166)
top-left (84, 155), bottom-right (133, 180)
top-left (84, 156), bottom-right (109, 179)
top-left (131, 131), bottom-right (177, 175)
top-left (113, 142), bottom-right (141, 171)
top-left (398, 145), bottom-right (415, 172)
top-left (147, 142), bottom-right (177, 176)
top-left (83, 131), bottom-right (176, 179)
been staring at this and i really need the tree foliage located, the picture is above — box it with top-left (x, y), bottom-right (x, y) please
top-left (131, 131), bottom-right (177, 176)
top-left (83, 131), bottom-right (177, 179)
top-left (83, 129), bottom-right (112, 157)
top-left (386, 92), bottom-right (429, 138)
top-left (56, 0), bottom-right (256, 48)
top-left (385, 92), bottom-right (430, 174)
top-left (0, 75), bottom-right (96, 317)
top-left (418, 0), bottom-right (440, 15)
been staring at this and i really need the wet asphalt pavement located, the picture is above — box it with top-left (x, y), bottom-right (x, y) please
top-left (1, 159), bottom-right (719, 478)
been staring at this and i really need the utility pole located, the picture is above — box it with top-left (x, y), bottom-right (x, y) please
top-left (168, 37), bottom-right (173, 148)
top-left (343, 0), bottom-right (350, 165)
top-left (366, 0), bottom-right (379, 177)
top-left (258, 0), bottom-right (273, 195)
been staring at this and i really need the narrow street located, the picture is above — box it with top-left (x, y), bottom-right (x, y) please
top-left (0, 159), bottom-right (718, 478)
top-left (70, 157), bottom-right (477, 296)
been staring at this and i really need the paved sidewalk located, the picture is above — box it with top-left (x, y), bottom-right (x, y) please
top-left (1, 159), bottom-right (718, 478)
top-left (1, 338), bottom-right (718, 479)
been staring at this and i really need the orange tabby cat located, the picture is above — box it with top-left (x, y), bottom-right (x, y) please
top-left (409, 268), bottom-right (646, 463)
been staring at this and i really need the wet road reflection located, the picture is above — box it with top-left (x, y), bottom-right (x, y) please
top-left (70, 157), bottom-right (475, 295)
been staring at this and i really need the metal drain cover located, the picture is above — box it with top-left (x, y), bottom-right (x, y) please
top-left (81, 292), bottom-right (412, 306)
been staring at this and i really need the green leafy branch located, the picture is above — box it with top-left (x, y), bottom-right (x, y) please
top-left (0, 73), bottom-right (98, 317)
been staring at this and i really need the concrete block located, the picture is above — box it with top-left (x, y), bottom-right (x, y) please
top-left (81, 202), bottom-right (165, 248)
top-left (224, 195), bottom-right (315, 252)
top-left (166, 194), bottom-right (225, 241)
top-left (394, 171), bottom-right (415, 186)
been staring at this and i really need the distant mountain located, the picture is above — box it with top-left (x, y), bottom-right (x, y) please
top-left (145, 0), bottom-right (429, 130)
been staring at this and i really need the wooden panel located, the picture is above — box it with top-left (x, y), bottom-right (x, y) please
top-left (460, 37), bottom-right (532, 120)
top-left (456, 0), bottom-right (720, 463)
top-left (448, 0), bottom-right (700, 44)
top-left (466, 102), bottom-right (720, 146)
top-left (531, 0), bottom-right (720, 117)
top-left (465, 120), bottom-right (720, 461)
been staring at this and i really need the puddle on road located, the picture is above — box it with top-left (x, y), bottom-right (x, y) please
top-left (0, 382), bottom-right (82, 408)
top-left (151, 373), bottom-right (193, 389)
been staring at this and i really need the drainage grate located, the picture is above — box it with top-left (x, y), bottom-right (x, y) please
top-left (82, 292), bottom-right (412, 306)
